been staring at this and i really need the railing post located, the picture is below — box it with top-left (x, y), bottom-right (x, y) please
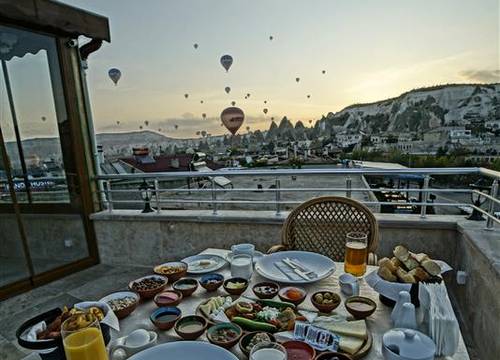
top-left (154, 178), bottom-right (161, 214)
top-left (485, 179), bottom-right (498, 230)
top-left (346, 177), bottom-right (352, 198)
top-left (420, 175), bottom-right (430, 218)
top-left (211, 178), bottom-right (218, 215)
top-left (275, 178), bottom-right (281, 216)
top-left (105, 180), bottom-right (113, 212)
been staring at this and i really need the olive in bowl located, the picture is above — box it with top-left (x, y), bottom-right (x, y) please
top-left (278, 286), bottom-right (307, 305)
top-left (252, 282), bottom-right (280, 299)
top-left (129, 275), bottom-right (168, 299)
top-left (345, 296), bottom-right (377, 319)
top-left (200, 273), bottom-right (224, 292)
top-left (172, 278), bottom-right (198, 297)
top-left (223, 277), bottom-right (249, 296)
top-left (311, 291), bottom-right (341, 313)
top-left (153, 261), bottom-right (188, 283)
top-left (206, 322), bottom-right (243, 349)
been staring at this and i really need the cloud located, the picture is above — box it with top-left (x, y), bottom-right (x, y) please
top-left (459, 69), bottom-right (500, 83)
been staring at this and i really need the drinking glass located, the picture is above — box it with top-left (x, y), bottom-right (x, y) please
top-left (62, 313), bottom-right (108, 360)
top-left (250, 341), bottom-right (287, 360)
top-left (231, 253), bottom-right (253, 279)
top-left (344, 231), bottom-right (368, 277)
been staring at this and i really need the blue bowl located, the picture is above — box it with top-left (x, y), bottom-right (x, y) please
top-left (150, 306), bottom-right (181, 330)
top-left (200, 273), bottom-right (224, 291)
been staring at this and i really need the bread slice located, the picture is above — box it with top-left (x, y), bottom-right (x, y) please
top-left (396, 268), bottom-right (416, 283)
top-left (402, 256), bottom-right (420, 271)
top-left (408, 267), bottom-right (430, 282)
top-left (378, 257), bottom-right (398, 273)
top-left (378, 266), bottom-right (397, 282)
top-left (393, 245), bottom-right (410, 262)
top-left (413, 252), bottom-right (429, 263)
top-left (421, 259), bottom-right (441, 276)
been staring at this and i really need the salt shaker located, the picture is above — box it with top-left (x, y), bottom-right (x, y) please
top-left (394, 303), bottom-right (417, 330)
top-left (391, 290), bottom-right (411, 324)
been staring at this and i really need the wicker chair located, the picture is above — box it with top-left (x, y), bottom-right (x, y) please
top-left (269, 196), bottom-right (379, 264)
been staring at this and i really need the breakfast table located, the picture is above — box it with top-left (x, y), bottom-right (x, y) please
top-left (21, 248), bottom-right (470, 360)
top-left (111, 248), bottom-right (469, 360)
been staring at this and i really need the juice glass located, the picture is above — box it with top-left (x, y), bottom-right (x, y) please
top-left (62, 313), bottom-right (108, 360)
top-left (250, 342), bottom-right (287, 360)
top-left (344, 231), bottom-right (368, 277)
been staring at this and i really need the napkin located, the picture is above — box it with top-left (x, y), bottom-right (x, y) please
top-left (272, 261), bottom-right (303, 282)
top-left (365, 260), bottom-right (452, 301)
top-left (74, 301), bottom-right (120, 331)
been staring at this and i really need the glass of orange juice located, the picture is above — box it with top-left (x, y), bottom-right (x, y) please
top-left (62, 312), bottom-right (108, 360)
top-left (344, 232), bottom-right (368, 277)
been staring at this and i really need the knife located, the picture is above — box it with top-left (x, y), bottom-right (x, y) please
top-left (286, 258), bottom-right (318, 278)
top-left (282, 259), bottom-right (312, 281)
top-left (274, 262), bottom-right (296, 281)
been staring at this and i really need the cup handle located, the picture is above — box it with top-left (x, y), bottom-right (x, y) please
top-left (350, 282), bottom-right (360, 296)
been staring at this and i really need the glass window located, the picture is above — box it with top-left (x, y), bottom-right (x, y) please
top-left (0, 25), bottom-right (69, 203)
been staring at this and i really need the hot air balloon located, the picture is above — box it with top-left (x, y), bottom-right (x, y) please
top-left (139, 125), bottom-right (143, 130)
top-left (144, 120), bottom-right (149, 126)
top-left (246, 126), bottom-right (250, 131)
top-left (158, 128), bottom-right (162, 132)
top-left (116, 120), bottom-right (120, 125)
top-left (231, 101), bottom-right (236, 106)
top-left (246, 93), bottom-right (250, 98)
top-left (307, 94), bottom-right (311, 99)
top-left (322, 70), bottom-right (326, 74)
top-left (225, 86), bottom-right (231, 94)
top-left (193, 43), bottom-right (198, 49)
top-left (220, 54), bottom-right (233, 72)
top-left (295, 77), bottom-right (300, 83)
top-left (200, 100), bottom-right (204, 104)
top-left (184, 93), bottom-right (189, 99)
top-left (309, 120), bottom-right (313, 124)
top-left (196, 131), bottom-right (201, 135)
top-left (41, 116), bottom-right (46, 122)
top-left (263, 108), bottom-right (268, 114)
top-left (202, 113), bottom-right (207, 119)
top-left (244, 96), bottom-right (248, 99)
top-left (220, 107), bottom-right (244, 135)
top-left (271, 117), bottom-right (274, 121)
top-left (269, 35), bottom-right (274, 41)
top-left (201, 130), bottom-right (207, 137)
top-left (264, 100), bottom-right (267, 104)
top-left (108, 68), bottom-right (121, 85)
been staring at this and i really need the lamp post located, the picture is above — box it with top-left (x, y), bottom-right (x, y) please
top-left (139, 179), bottom-right (154, 213)
top-left (467, 180), bottom-right (491, 221)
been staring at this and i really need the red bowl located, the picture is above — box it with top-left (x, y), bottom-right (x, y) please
top-left (282, 341), bottom-right (316, 360)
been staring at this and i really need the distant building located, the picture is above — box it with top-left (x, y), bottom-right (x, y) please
top-left (485, 120), bottom-right (500, 130)
top-left (449, 128), bottom-right (472, 143)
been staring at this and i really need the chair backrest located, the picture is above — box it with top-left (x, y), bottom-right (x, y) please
top-left (281, 196), bottom-right (379, 262)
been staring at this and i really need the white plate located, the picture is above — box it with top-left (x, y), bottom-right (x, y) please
top-left (226, 251), bottom-right (264, 264)
top-left (255, 251), bottom-right (336, 284)
top-left (182, 254), bottom-right (227, 274)
top-left (128, 341), bottom-right (238, 360)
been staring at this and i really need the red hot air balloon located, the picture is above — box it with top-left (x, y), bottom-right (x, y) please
top-left (220, 107), bottom-right (244, 135)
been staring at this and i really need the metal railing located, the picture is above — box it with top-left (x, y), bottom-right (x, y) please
top-left (94, 167), bottom-right (500, 229)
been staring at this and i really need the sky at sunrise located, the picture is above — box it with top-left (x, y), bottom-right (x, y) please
top-left (1, 0), bottom-right (499, 139)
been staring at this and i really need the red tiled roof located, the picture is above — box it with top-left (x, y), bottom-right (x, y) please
top-left (119, 154), bottom-right (221, 173)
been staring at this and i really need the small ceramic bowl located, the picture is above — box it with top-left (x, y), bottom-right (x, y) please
top-left (311, 291), bottom-right (341, 313)
top-left (172, 278), bottom-right (198, 297)
top-left (278, 286), bottom-right (307, 305)
top-left (128, 275), bottom-right (168, 299)
top-left (153, 261), bottom-right (188, 283)
top-left (200, 273), bottom-right (224, 292)
top-left (154, 290), bottom-right (183, 307)
top-left (252, 282), bottom-right (280, 299)
top-left (174, 315), bottom-right (208, 340)
top-left (282, 340), bottom-right (316, 360)
top-left (315, 351), bottom-right (353, 360)
top-left (239, 331), bottom-right (277, 357)
top-left (100, 291), bottom-right (139, 319)
top-left (206, 323), bottom-right (243, 349)
top-left (345, 296), bottom-right (377, 319)
top-left (150, 306), bottom-right (182, 330)
top-left (223, 277), bottom-right (249, 296)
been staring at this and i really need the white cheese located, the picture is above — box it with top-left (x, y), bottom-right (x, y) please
top-left (313, 319), bottom-right (367, 339)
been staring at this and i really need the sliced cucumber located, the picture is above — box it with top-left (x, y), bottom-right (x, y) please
top-left (232, 317), bottom-right (277, 332)
top-left (257, 299), bottom-right (296, 310)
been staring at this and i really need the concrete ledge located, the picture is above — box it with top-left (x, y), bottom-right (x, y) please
top-left (90, 210), bottom-right (461, 230)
